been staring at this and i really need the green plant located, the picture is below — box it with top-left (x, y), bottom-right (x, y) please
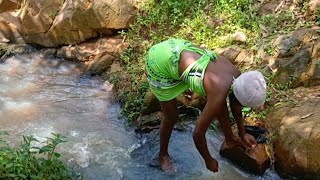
top-left (242, 107), bottom-right (252, 118)
top-left (0, 45), bottom-right (12, 59)
top-left (37, 133), bottom-right (67, 159)
top-left (261, 10), bottom-right (296, 35)
top-left (0, 132), bottom-right (76, 179)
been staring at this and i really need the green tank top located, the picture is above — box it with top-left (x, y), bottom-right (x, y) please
top-left (145, 39), bottom-right (216, 101)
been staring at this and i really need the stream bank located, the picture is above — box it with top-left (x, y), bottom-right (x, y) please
top-left (0, 52), bottom-right (281, 179)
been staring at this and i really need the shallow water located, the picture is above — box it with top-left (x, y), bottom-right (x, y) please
top-left (0, 53), bottom-right (281, 180)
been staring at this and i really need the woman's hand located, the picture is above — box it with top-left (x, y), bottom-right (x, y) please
top-left (241, 133), bottom-right (257, 148)
top-left (205, 157), bottom-right (219, 173)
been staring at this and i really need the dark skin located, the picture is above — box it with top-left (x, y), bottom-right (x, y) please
top-left (158, 50), bottom-right (258, 173)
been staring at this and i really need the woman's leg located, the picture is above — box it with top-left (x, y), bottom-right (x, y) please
top-left (159, 99), bottom-right (179, 172)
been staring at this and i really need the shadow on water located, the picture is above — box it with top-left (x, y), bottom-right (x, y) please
top-left (0, 52), bottom-right (281, 180)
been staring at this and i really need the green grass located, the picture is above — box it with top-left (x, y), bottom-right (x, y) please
top-left (176, 0), bottom-right (261, 49)
top-left (0, 44), bottom-right (10, 57)
top-left (0, 132), bottom-right (77, 179)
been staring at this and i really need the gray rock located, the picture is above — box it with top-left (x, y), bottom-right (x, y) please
top-left (274, 48), bottom-right (312, 87)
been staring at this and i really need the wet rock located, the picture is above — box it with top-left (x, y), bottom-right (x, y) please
top-left (57, 46), bottom-right (78, 60)
top-left (135, 112), bottom-right (163, 133)
top-left (101, 60), bottom-right (124, 81)
top-left (220, 142), bottom-right (270, 175)
top-left (140, 89), bottom-right (161, 115)
top-left (266, 98), bottom-right (320, 179)
top-left (174, 120), bottom-right (195, 132)
top-left (0, 43), bottom-right (34, 59)
top-left (177, 105), bottom-right (200, 118)
top-left (9, 44), bottom-right (34, 54)
top-left (86, 53), bottom-right (115, 75)
top-left (40, 48), bottom-right (57, 58)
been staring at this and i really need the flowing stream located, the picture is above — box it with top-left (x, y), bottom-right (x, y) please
top-left (0, 52), bottom-right (281, 180)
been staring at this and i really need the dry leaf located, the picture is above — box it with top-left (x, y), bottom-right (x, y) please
top-left (301, 113), bottom-right (314, 119)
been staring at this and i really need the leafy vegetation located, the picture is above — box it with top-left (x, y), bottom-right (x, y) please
top-left (0, 132), bottom-right (76, 179)
top-left (111, 0), bottom-right (316, 123)
top-left (0, 44), bottom-right (11, 59)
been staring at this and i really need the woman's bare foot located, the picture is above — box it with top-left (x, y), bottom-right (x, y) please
top-left (159, 155), bottom-right (177, 173)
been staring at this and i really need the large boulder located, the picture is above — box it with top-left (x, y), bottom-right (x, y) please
top-left (270, 28), bottom-right (320, 87)
top-left (273, 48), bottom-right (312, 87)
top-left (266, 87), bottom-right (320, 179)
top-left (1, 0), bottom-right (137, 47)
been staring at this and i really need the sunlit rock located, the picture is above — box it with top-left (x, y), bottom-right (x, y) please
top-left (267, 97), bottom-right (320, 179)
top-left (220, 141), bottom-right (270, 175)
top-left (234, 32), bottom-right (247, 43)
top-left (4, 0), bottom-right (138, 47)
